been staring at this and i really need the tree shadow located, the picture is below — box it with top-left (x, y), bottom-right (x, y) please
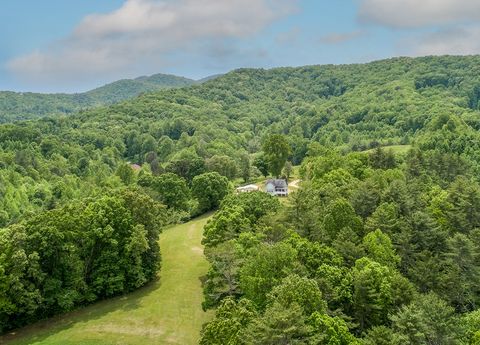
top-left (0, 212), bottom-right (214, 345)
top-left (0, 278), bottom-right (162, 345)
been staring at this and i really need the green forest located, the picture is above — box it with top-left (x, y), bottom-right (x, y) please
top-left (3, 55), bottom-right (480, 344)
top-left (0, 73), bottom-right (196, 123)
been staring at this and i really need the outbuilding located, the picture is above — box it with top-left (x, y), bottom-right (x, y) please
top-left (236, 184), bottom-right (260, 193)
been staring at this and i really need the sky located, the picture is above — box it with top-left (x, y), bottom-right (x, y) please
top-left (1, 0), bottom-right (480, 93)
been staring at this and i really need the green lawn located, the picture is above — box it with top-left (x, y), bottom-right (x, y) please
top-left (1, 215), bottom-right (213, 345)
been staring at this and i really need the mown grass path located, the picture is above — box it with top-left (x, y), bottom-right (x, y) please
top-left (1, 214), bottom-right (213, 345)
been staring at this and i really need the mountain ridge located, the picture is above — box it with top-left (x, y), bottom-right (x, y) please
top-left (0, 72), bottom-right (220, 123)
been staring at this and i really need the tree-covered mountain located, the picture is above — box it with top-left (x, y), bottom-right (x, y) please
top-left (3, 55), bottom-right (480, 342)
top-left (84, 73), bottom-right (197, 103)
top-left (3, 55), bottom-right (480, 225)
top-left (63, 55), bottom-right (480, 165)
top-left (0, 73), bottom-right (196, 122)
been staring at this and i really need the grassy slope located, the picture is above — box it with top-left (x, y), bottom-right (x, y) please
top-left (363, 145), bottom-right (412, 154)
top-left (1, 215), bottom-right (213, 345)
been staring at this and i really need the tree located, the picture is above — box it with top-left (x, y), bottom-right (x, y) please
top-left (192, 172), bottom-right (230, 213)
top-left (153, 173), bottom-right (190, 210)
top-left (365, 203), bottom-right (402, 236)
top-left (0, 225), bottom-right (43, 332)
top-left (332, 227), bottom-right (364, 267)
top-left (254, 154), bottom-right (269, 178)
top-left (239, 242), bottom-right (298, 309)
top-left (157, 135), bottom-right (174, 161)
top-left (116, 163), bottom-right (135, 185)
top-left (206, 155), bottom-right (238, 180)
top-left (362, 326), bottom-right (397, 345)
top-left (323, 198), bottom-right (364, 243)
top-left (287, 234), bottom-right (344, 275)
top-left (141, 134), bottom-right (157, 159)
top-left (283, 161), bottom-right (293, 181)
top-left (308, 313), bottom-right (359, 345)
top-left (220, 192), bottom-right (281, 225)
top-left (352, 258), bottom-right (414, 331)
top-left (149, 158), bottom-right (162, 175)
top-left (202, 192), bottom-right (280, 248)
top-left (166, 150), bottom-right (205, 182)
top-left (440, 233), bottom-right (480, 312)
top-left (0, 192), bottom-right (164, 332)
top-left (202, 241), bottom-right (244, 309)
top-left (262, 134), bottom-right (291, 177)
top-left (240, 153), bottom-right (251, 182)
top-left (447, 177), bottom-right (480, 233)
top-left (202, 205), bottom-right (251, 247)
top-left (462, 309), bottom-right (480, 345)
top-left (200, 298), bottom-right (257, 345)
top-left (242, 302), bottom-right (311, 345)
top-left (266, 274), bottom-right (326, 316)
top-left (117, 188), bottom-right (166, 281)
top-left (315, 264), bottom-right (353, 312)
top-left (350, 180), bottom-right (381, 218)
top-left (362, 229), bottom-right (400, 268)
top-left (391, 293), bottom-right (461, 345)
top-left (369, 147), bottom-right (396, 170)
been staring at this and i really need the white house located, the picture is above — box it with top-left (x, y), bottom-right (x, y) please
top-left (236, 184), bottom-right (260, 193)
top-left (265, 179), bottom-right (288, 197)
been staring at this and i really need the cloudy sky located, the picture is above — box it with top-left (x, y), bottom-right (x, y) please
top-left (1, 0), bottom-right (478, 92)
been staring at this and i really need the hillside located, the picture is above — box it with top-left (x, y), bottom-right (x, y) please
top-left (0, 73), bottom-right (196, 122)
top-left (2, 55), bottom-right (480, 226)
top-left (84, 74), bottom-right (197, 104)
top-left (63, 55), bottom-right (480, 163)
top-left (3, 55), bottom-right (480, 343)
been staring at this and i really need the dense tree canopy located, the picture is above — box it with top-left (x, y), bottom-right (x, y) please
top-left (200, 144), bottom-right (480, 343)
top-left (262, 134), bottom-right (291, 178)
top-left (0, 73), bottom-right (196, 122)
top-left (3, 56), bottom-right (480, 341)
top-left (0, 189), bottom-right (166, 332)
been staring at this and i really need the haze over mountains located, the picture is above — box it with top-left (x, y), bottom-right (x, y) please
top-left (0, 73), bottom-right (216, 123)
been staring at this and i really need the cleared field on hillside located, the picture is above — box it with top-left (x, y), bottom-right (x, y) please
top-left (1, 215), bottom-right (213, 345)
top-left (363, 145), bottom-right (412, 154)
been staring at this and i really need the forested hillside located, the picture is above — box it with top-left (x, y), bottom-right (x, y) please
top-left (3, 55), bottom-right (480, 342)
top-left (200, 148), bottom-right (480, 344)
top-left (0, 73), bottom-right (196, 122)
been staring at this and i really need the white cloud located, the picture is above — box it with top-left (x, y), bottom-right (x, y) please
top-left (7, 0), bottom-right (296, 88)
top-left (409, 25), bottom-right (480, 56)
top-left (358, 0), bottom-right (480, 28)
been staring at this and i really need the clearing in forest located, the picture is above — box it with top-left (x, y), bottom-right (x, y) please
top-left (1, 215), bottom-right (213, 345)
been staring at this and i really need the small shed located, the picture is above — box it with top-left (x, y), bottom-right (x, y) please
top-left (236, 184), bottom-right (260, 193)
top-left (265, 179), bottom-right (288, 197)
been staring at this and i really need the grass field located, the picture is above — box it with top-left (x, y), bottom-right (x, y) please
top-left (363, 145), bottom-right (412, 154)
top-left (1, 215), bottom-right (213, 345)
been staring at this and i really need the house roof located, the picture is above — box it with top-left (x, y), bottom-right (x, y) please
top-left (236, 184), bottom-right (259, 191)
top-left (266, 179), bottom-right (288, 188)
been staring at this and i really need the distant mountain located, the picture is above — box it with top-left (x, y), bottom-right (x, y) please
top-left (85, 74), bottom-right (196, 104)
top-left (196, 74), bottom-right (223, 83)
top-left (0, 73), bottom-right (196, 123)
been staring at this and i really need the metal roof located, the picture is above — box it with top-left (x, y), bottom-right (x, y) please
top-left (266, 179), bottom-right (288, 188)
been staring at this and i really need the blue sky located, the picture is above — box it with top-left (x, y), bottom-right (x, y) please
top-left (1, 0), bottom-right (479, 93)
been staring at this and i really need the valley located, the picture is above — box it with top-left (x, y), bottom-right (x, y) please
top-left (2, 55), bottom-right (480, 343)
